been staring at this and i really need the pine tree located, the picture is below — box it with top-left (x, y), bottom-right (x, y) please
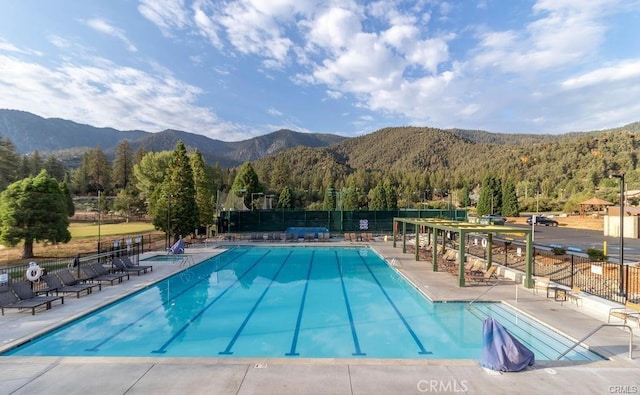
top-left (153, 141), bottom-right (199, 243)
top-left (502, 178), bottom-right (520, 217)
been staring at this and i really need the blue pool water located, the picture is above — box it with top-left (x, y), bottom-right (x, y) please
top-left (141, 254), bottom-right (184, 262)
top-left (4, 246), bottom-right (603, 360)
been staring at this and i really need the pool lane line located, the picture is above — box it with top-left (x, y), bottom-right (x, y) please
top-left (357, 253), bottom-right (432, 355)
top-left (85, 249), bottom-right (250, 352)
top-left (336, 250), bottom-right (366, 356)
top-left (151, 250), bottom-right (273, 354)
top-left (219, 251), bottom-right (293, 355)
top-left (285, 251), bottom-right (315, 356)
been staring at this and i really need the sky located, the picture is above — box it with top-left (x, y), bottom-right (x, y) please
top-left (1, 0), bottom-right (640, 141)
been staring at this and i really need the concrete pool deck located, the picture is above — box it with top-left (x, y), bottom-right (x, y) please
top-left (1, 240), bottom-right (639, 394)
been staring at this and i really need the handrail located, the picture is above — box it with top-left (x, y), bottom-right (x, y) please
top-left (556, 323), bottom-right (634, 360)
top-left (179, 255), bottom-right (196, 267)
top-left (466, 278), bottom-right (502, 309)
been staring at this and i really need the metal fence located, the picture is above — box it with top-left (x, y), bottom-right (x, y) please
top-left (430, 236), bottom-right (639, 304)
top-left (0, 233), bottom-right (169, 294)
top-left (222, 208), bottom-right (467, 234)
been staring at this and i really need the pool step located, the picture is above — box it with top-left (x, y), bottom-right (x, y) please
top-left (469, 303), bottom-right (602, 361)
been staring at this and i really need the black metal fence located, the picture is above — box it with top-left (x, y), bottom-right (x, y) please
top-left (440, 236), bottom-right (639, 304)
top-left (0, 235), bottom-right (160, 294)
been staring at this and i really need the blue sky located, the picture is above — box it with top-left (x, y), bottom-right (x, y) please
top-left (1, 0), bottom-right (639, 141)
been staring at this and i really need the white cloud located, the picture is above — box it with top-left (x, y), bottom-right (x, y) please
top-left (471, 0), bottom-right (614, 73)
top-left (562, 60), bottom-right (640, 89)
top-left (138, 0), bottom-right (191, 36)
top-left (267, 107), bottom-right (283, 116)
top-left (0, 53), bottom-right (238, 139)
top-left (0, 37), bottom-right (41, 55)
top-left (85, 18), bottom-right (138, 52)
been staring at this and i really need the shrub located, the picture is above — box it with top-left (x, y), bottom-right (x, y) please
top-left (587, 248), bottom-right (607, 261)
top-left (551, 247), bottom-right (566, 255)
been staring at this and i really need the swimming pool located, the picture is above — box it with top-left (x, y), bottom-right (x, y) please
top-left (3, 246), bottom-right (603, 360)
top-left (141, 254), bottom-right (185, 262)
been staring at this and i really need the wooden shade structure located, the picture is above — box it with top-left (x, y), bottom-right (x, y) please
top-left (579, 197), bottom-right (613, 216)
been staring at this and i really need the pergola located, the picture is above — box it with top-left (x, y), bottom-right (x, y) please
top-left (392, 217), bottom-right (534, 288)
top-left (579, 197), bottom-right (613, 216)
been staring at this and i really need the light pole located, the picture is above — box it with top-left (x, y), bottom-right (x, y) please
top-left (610, 173), bottom-right (625, 298)
top-left (167, 194), bottom-right (172, 248)
top-left (97, 189), bottom-right (101, 254)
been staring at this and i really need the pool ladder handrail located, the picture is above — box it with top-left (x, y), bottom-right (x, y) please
top-left (466, 277), bottom-right (503, 309)
top-left (179, 255), bottom-right (196, 267)
top-left (556, 323), bottom-right (634, 360)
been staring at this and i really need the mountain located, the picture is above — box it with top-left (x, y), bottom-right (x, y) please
top-left (0, 109), bottom-right (346, 167)
top-left (0, 109), bottom-right (148, 153)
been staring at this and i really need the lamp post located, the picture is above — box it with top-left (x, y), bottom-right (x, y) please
top-left (167, 194), bottom-right (172, 248)
top-left (97, 189), bottom-right (102, 254)
top-left (610, 173), bottom-right (626, 298)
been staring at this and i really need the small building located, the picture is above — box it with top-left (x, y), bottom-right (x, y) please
top-left (605, 205), bottom-right (640, 238)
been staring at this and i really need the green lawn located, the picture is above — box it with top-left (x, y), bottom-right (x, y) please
top-left (69, 222), bottom-right (156, 238)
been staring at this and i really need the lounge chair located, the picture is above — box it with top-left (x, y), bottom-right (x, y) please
top-left (120, 256), bottom-right (153, 272)
top-left (464, 266), bottom-right (498, 285)
top-left (567, 286), bottom-right (582, 306)
top-left (608, 301), bottom-right (640, 327)
top-left (0, 283), bottom-right (63, 315)
top-left (533, 276), bottom-right (562, 298)
top-left (42, 272), bottom-right (96, 298)
top-left (112, 257), bottom-right (148, 275)
top-left (57, 269), bottom-right (101, 292)
top-left (82, 263), bottom-right (129, 285)
top-left (11, 280), bottom-right (64, 308)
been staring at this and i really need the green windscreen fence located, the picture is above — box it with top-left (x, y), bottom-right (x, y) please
top-left (219, 209), bottom-right (467, 234)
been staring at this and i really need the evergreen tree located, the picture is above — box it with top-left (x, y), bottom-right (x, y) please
top-left (44, 155), bottom-right (67, 182)
top-left (153, 141), bottom-right (199, 243)
top-left (190, 150), bottom-right (215, 228)
top-left (459, 185), bottom-right (471, 208)
top-left (112, 140), bottom-right (133, 190)
top-left (60, 181), bottom-right (75, 217)
top-left (369, 183), bottom-right (386, 210)
top-left (383, 179), bottom-right (398, 209)
top-left (477, 175), bottom-right (502, 215)
top-left (323, 186), bottom-right (337, 210)
top-left (0, 136), bottom-right (20, 191)
top-left (231, 162), bottom-right (260, 208)
top-left (502, 178), bottom-right (520, 217)
top-left (0, 170), bottom-right (71, 259)
top-left (342, 186), bottom-right (362, 210)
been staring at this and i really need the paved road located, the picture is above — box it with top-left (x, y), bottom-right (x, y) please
top-left (505, 224), bottom-right (640, 263)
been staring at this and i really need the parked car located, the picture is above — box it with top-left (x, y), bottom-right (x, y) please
top-left (526, 216), bottom-right (558, 226)
top-left (481, 214), bottom-right (507, 225)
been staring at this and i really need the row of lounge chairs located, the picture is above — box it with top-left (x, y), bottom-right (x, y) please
top-left (250, 232), bottom-right (333, 242)
top-left (438, 251), bottom-right (499, 285)
top-left (344, 232), bottom-right (375, 242)
top-left (0, 256), bottom-right (152, 316)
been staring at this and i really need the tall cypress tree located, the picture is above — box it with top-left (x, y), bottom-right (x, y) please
top-left (502, 178), bottom-right (520, 217)
top-left (153, 141), bottom-right (199, 243)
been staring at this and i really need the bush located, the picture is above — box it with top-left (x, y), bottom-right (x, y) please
top-left (551, 247), bottom-right (566, 255)
top-left (587, 248), bottom-right (607, 261)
